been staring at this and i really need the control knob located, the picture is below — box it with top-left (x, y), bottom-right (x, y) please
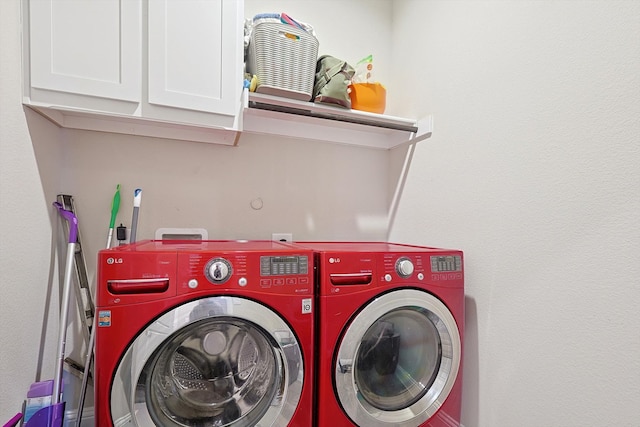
top-left (396, 257), bottom-right (414, 278)
top-left (205, 258), bottom-right (232, 284)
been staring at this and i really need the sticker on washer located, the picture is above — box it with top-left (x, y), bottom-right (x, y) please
top-left (301, 298), bottom-right (312, 314)
top-left (98, 310), bottom-right (112, 327)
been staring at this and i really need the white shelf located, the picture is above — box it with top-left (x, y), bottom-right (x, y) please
top-left (242, 91), bottom-right (432, 150)
top-left (25, 103), bottom-right (240, 146)
top-left (24, 91), bottom-right (432, 150)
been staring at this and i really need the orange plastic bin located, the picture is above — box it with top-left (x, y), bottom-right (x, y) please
top-left (349, 82), bottom-right (386, 114)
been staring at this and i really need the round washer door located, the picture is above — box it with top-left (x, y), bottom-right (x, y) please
top-left (335, 289), bottom-right (461, 427)
top-left (110, 296), bottom-right (304, 427)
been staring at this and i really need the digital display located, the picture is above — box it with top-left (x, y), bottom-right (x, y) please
top-left (261, 256), bottom-right (309, 276)
top-left (431, 255), bottom-right (462, 272)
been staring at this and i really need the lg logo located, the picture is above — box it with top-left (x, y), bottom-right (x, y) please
top-left (106, 257), bottom-right (123, 265)
top-left (329, 257), bottom-right (341, 264)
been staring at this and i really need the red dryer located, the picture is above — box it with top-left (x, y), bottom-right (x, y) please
top-left (295, 242), bottom-right (464, 427)
top-left (94, 240), bottom-right (314, 427)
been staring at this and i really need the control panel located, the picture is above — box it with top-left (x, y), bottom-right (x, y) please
top-left (383, 253), bottom-right (461, 283)
top-left (381, 253), bottom-right (426, 282)
top-left (381, 253), bottom-right (463, 282)
top-left (177, 252), bottom-right (311, 294)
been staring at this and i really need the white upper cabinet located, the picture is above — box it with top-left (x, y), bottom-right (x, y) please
top-left (26, 0), bottom-right (141, 111)
top-left (23, 0), bottom-right (243, 145)
top-left (147, 0), bottom-right (241, 117)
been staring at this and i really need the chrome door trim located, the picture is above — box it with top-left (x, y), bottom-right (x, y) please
top-left (335, 289), bottom-right (461, 427)
top-left (110, 296), bottom-right (304, 427)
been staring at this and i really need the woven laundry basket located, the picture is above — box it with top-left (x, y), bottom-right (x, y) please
top-left (247, 21), bottom-right (319, 101)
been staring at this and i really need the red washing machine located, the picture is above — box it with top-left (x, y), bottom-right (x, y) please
top-left (94, 240), bottom-right (314, 427)
top-left (295, 242), bottom-right (464, 427)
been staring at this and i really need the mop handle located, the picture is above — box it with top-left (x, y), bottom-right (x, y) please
top-left (52, 202), bottom-right (79, 405)
top-left (53, 202), bottom-right (78, 244)
top-left (130, 189), bottom-right (142, 244)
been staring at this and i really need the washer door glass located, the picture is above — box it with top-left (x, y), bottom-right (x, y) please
top-left (110, 296), bottom-right (303, 427)
top-left (142, 317), bottom-right (280, 426)
top-left (335, 289), bottom-right (461, 427)
top-left (354, 308), bottom-right (441, 411)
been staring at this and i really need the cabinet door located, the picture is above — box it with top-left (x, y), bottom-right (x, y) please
top-left (147, 0), bottom-right (242, 117)
top-left (28, 0), bottom-right (141, 103)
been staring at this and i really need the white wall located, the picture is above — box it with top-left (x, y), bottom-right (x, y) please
top-left (2, 0), bottom-right (639, 426)
top-left (0, 0), bottom-right (62, 420)
top-left (390, 1), bottom-right (640, 426)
